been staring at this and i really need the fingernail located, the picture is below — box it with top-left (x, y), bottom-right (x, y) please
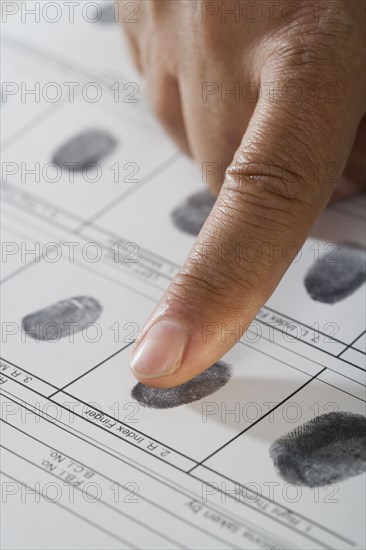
top-left (130, 320), bottom-right (189, 379)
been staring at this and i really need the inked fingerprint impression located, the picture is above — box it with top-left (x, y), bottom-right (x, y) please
top-left (304, 244), bottom-right (366, 304)
top-left (270, 412), bottom-right (366, 487)
top-left (22, 296), bottom-right (102, 341)
top-left (171, 190), bottom-right (216, 236)
top-left (52, 129), bottom-right (117, 171)
top-left (132, 361), bottom-right (232, 409)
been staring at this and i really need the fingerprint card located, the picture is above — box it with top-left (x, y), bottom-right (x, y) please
top-left (2, 93), bottom-right (176, 221)
top-left (2, 8), bottom-right (366, 550)
top-left (201, 376), bottom-right (366, 548)
top-left (57, 340), bottom-right (320, 461)
top-left (96, 156), bottom-right (214, 266)
top-left (1, 256), bottom-right (153, 387)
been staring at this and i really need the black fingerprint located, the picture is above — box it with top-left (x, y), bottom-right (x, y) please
top-left (304, 244), bottom-right (366, 304)
top-left (131, 361), bottom-right (232, 409)
top-left (171, 190), bottom-right (216, 236)
top-left (22, 296), bottom-right (102, 341)
top-left (52, 129), bottom-right (117, 171)
top-left (270, 412), bottom-right (366, 487)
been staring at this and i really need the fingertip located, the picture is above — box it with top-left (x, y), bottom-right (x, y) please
top-left (129, 318), bottom-right (190, 382)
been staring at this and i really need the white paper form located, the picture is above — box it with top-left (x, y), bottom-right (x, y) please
top-left (1, 4), bottom-right (365, 550)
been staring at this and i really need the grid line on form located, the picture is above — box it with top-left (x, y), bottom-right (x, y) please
top-left (337, 329), bottom-right (366, 358)
top-left (48, 342), bottom-right (134, 399)
top-left (0, 470), bottom-right (137, 548)
top-left (187, 367), bottom-right (327, 472)
top-left (0, 420), bottom-right (242, 550)
top-left (0, 390), bottom-right (348, 548)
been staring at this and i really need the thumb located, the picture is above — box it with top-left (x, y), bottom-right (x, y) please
top-left (130, 49), bottom-right (364, 388)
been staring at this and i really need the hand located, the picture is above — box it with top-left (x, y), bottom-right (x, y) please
top-left (122, 0), bottom-right (366, 386)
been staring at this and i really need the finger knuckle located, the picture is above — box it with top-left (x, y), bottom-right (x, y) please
top-left (224, 155), bottom-right (315, 219)
top-left (166, 258), bottom-right (259, 319)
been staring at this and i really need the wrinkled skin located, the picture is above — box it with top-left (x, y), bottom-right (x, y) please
top-left (122, 0), bottom-right (366, 387)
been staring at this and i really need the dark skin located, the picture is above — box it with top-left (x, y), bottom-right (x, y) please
top-left (121, 0), bottom-right (366, 386)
